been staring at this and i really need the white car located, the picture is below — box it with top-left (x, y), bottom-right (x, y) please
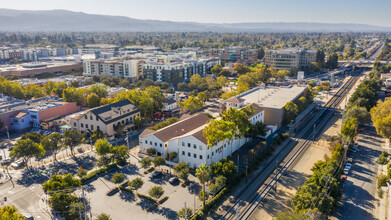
top-left (345, 163), bottom-right (352, 170)
top-left (343, 168), bottom-right (350, 175)
top-left (43, 131), bottom-right (52, 135)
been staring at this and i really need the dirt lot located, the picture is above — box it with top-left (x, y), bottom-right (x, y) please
top-left (250, 115), bottom-right (342, 220)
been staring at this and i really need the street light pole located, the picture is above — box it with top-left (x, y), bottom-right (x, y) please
top-left (5, 126), bottom-right (10, 140)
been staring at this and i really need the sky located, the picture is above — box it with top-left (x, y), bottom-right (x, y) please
top-left (1, 0), bottom-right (391, 27)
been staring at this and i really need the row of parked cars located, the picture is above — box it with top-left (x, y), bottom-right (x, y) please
top-left (343, 142), bottom-right (359, 176)
top-left (30, 128), bottom-right (53, 136)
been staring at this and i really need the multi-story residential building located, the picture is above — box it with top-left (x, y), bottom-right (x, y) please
top-left (209, 47), bottom-right (258, 65)
top-left (82, 44), bottom-right (120, 56)
top-left (139, 103), bottom-right (266, 168)
top-left (264, 49), bottom-right (316, 70)
top-left (143, 57), bottom-right (219, 83)
top-left (68, 99), bottom-right (140, 140)
top-left (122, 45), bottom-right (162, 54)
top-left (83, 58), bottom-right (145, 81)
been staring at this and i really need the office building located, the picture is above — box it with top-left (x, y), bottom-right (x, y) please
top-left (264, 49), bottom-right (316, 70)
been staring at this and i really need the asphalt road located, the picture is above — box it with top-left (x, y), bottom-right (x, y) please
top-left (332, 125), bottom-right (383, 220)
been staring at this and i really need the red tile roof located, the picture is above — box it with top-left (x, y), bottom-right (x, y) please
top-left (226, 97), bottom-right (245, 103)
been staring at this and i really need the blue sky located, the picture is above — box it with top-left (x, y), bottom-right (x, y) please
top-left (1, 0), bottom-right (391, 26)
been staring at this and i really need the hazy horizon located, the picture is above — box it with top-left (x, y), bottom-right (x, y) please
top-left (1, 0), bottom-right (391, 27)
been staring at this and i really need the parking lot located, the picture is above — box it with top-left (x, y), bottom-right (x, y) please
top-left (83, 163), bottom-right (202, 220)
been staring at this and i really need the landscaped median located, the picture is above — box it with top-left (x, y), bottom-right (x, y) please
top-left (80, 163), bottom-right (119, 184)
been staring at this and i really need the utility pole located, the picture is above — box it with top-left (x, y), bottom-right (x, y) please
top-left (236, 203), bottom-right (239, 220)
top-left (184, 202), bottom-right (187, 220)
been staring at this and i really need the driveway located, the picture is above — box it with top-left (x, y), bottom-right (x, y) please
top-left (332, 125), bottom-right (383, 220)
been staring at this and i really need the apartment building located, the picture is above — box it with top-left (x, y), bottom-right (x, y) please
top-left (83, 59), bottom-right (145, 81)
top-left (209, 47), bottom-right (258, 65)
top-left (143, 57), bottom-right (219, 83)
top-left (264, 49), bottom-right (316, 70)
top-left (82, 44), bottom-right (120, 56)
top-left (68, 99), bottom-right (140, 140)
top-left (139, 104), bottom-right (265, 168)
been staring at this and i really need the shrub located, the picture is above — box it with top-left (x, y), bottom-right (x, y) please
top-left (137, 193), bottom-right (157, 203)
top-left (146, 148), bottom-right (157, 156)
top-left (111, 173), bottom-right (125, 184)
top-left (76, 169), bottom-right (87, 178)
top-left (377, 174), bottom-right (389, 188)
top-left (169, 152), bottom-right (178, 160)
top-left (106, 187), bottom-right (119, 196)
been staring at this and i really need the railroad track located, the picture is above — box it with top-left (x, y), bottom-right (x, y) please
top-left (220, 74), bottom-right (361, 220)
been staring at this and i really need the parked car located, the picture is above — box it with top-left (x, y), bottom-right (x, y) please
top-left (343, 168), bottom-right (350, 175)
top-left (345, 163), bottom-right (352, 170)
top-left (151, 171), bottom-right (162, 178)
top-left (354, 142), bottom-right (359, 147)
top-left (169, 177), bottom-right (178, 184)
top-left (352, 148), bottom-right (357, 153)
top-left (0, 158), bottom-right (11, 165)
top-left (340, 175), bottom-right (347, 183)
top-left (23, 214), bottom-right (34, 220)
top-left (10, 160), bottom-right (25, 169)
top-left (43, 131), bottom-right (52, 135)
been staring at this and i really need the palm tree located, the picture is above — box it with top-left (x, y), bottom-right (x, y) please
top-left (196, 164), bottom-right (211, 209)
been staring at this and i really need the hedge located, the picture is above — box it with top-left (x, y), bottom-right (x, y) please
top-left (137, 193), bottom-right (157, 203)
top-left (158, 196), bottom-right (168, 204)
top-left (106, 187), bottom-right (119, 196)
top-left (80, 163), bottom-right (118, 184)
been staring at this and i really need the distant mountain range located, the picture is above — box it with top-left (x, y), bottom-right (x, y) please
top-left (0, 9), bottom-right (390, 32)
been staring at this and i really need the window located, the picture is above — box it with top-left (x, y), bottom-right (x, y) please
top-left (182, 142), bottom-right (185, 146)
top-left (212, 152), bottom-right (214, 156)
top-left (200, 155), bottom-right (203, 159)
top-left (21, 119), bottom-right (24, 122)
top-left (193, 144), bottom-right (196, 149)
top-left (85, 115), bottom-right (87, 119)
top-left (160, 144), bottom-right (162, 147)
top-left (207, 155), bottom-right (210, 159)
top-left (188, 143), bottom-right (191, 148)
top-left (81, 123), bottom-right (84, 128)
top-left (31, 115), bottom-right (37, 119)
top-left (86, 124), bottom-right (89, 129)
top-left (199, 146), bottom-right (202, 150)
top-left (155, 142), bottom-right (157, 146)
top-left (182, 151), bottom-right (185, 155)
top-left (150, 141), bottom-right (152, 145)
top-left (90, 116), bottom-right (93, 120)
top-left (145, 140), bottom-right (147, 144)
top-left (91, 125), bottom-right (94, 130)
top-left (96, 116), bottom-right (99, 121)
top-left (193, 154), bottom-right (196, 158)
top-left (188, 152), bottom-right (191, 157)
top-left (97, 126), bottom-right (100, 130)
top-left (74, 123), bottom-right (76, 127)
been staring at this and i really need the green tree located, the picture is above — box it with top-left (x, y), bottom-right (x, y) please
top-left (87, 92), bottom-right (100, 108)
top-left (153, 156), bottom-right (165, 169)
top-left (10, 139), bottom-right (45, 168)
top-left (49, 192), bottom-right (80, 219)
top-left (219, 69), bottom-right (231, 77)
top-left (211, 64), bottom-right (222, 75)
top-left (89, 84), bottom-right (108, 98)
top-left (41, 132), bottom-right (63, 162)
top-left (97, 213), bottom-right (112, 220)
top-left (316, 48), bottom-right (326, 68)
top-left (111, 173), bottom-right (125, 184)
top-left (173, 162), bottom-right (190, 181)
top-left (195, 164), bottom-right (211, 209)
top-left (95, 138), bottom-right (112, 156)
top-left (371, 98), bottom-right (391, 140)
top-left (326, 53), bottom-right (339, 70)
top-left (140, 157), bottom-right (152, 170)
top-left (197, 92), bottom-right (208, 104)
top-left (90, 128), bottom-right (104, 143)
top-left (110, 145), bottom-right (129, 164)
top-left (0, 206), bottom-right (25, 219)
top-left (119, 79), bottom-right (130, 88)
top-left (42, 174), bottom-right (81, 193)
top-left (344, 106), bottom-right (370, 125)
top-left (178, 207), bottom-right (193, 219)
top-left (233, 63), bottom-right (250, 75)
top-left (284, 101), bottom-right (299, 124)
top-left (133, 116), bottom-right (144, 130)
top-left (21, 132), bottom-right (43, 144)
top-left (63, 129), bottom-right (85, 155)
top-left (341, 118), bottom-right (357, 141)
top-left (148, 186), bottom-right (164, 201)
top-left (129, 177), bottom-right (144, 192)
top-left (178, 95), bottom-right (203, 113)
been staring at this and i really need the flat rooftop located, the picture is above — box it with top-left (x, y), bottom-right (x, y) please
top-left (0, 96), bottom-right (62, 114)
top-left (238, 85), bottom-right (308, 109)
top-left (0, 61), bottom-right (79, 72)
